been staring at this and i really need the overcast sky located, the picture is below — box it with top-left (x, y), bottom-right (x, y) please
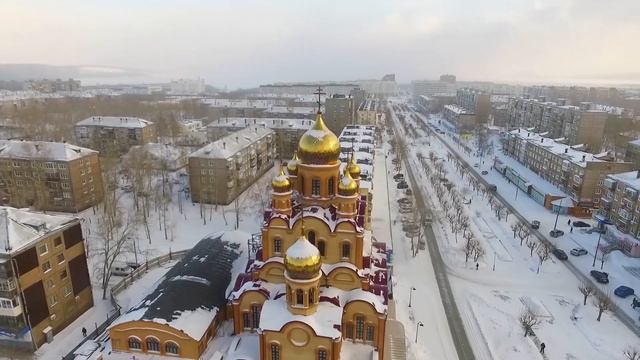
top-left (1, 0), bottom-right (639, 88)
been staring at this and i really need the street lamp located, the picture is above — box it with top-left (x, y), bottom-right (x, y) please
top-left (415, 321), bottom-right (424, 343)
top-left (592, 218), bottom-right (613, 267)
top-left (409, 287), bottom-right (416, 307)
top-left (553, 198), bottom-right (564, 231)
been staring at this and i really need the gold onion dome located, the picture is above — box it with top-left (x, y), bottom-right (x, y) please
top-left (348, 154), bottom-right (361, 179)
top-left (287, 151), bottom-right (299, 175)
top-left (271, 166), bottom-right (291, 193)
top-left (297, 112), bottom-right (341, 165)
top-left (285, 234), bottom-right (321, 279)
top-left (338, 167), bottom-right (358, 196)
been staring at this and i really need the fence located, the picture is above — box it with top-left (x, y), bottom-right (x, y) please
top-left (62, 250), bottom-right (187, 360)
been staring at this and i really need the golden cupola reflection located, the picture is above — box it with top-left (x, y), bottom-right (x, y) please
top-left (284, 234), bottom-right (321, 279)
top-left (297, 112), bottom-right (341, 165)
top-left (338, 167), bottom-right (358, 196)
top-left (348, 153), bottom-right (361, 179)
top-left (287, 151), bottom-right (299, 175)
top-left (271, 166), bottom-right (291, 193)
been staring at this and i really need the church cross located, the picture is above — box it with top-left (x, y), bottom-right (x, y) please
top-left (314, 86), bottom-right (326, 113)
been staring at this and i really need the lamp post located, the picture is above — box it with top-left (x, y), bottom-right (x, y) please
top-left (553, 198), bottom-right (563, 231)
top-left (415, 321), bottom-right (424, 343)
top-left (592, 218), bottom-right (613, 267)
top-left (409, 287), bottom-right (416, 307)
top-left (492, 251), bottom-right (496, 271)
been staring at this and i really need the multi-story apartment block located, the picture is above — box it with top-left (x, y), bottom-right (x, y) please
top-left (504, 129), bottom-right (633, 213)
top-left (74, 116), bottom-right (158, 156)
top-left (206, 117), bottom-right (313, 159)
top-left (189, 126), bottom-right (275, 205)
top-left (204, 98), bottom-right (284, 122)
top-left (324, 94), bottom-right (353, 134)
top-left (507, 98), bottom-right (610, 152)
top-left (411, 79), bottom-right (456, 97)
top-left (442, 104), bottom-right (476, 132)
top-left (456, 88), bottom-right (491, 123)
top-left (262, 105), bottom-right (317, 120)
top-left (258, 83), bottom-right (360, 96)
top-left (0, 207), bottom-right (92, 349)
top-left (0, 140), bottom-right (104, 212)
top-left (625, 139), bottom-right (640, 170)
top-left (357, 99), bottom-right (379, 125)
top-left (597, 171), bottom-right (640, 257)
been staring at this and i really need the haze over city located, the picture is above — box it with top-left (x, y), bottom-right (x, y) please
top-left (1, 0), bottom-right (639, 87)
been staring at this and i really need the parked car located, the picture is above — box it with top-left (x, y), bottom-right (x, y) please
top-left (473, 163), bottom-right (480, 168)
top-left (111, 262), bottom-right (135, 277)
top-left (405, 189), bottom-right (413, 196)
top-left (549, 229), bottom-right (565, 238)
top-left (570, 248), bottom-right (588, 256)
top-left (531, 220), bottom-right (541, 229)
top-left (552, 249), bottom-right (568, 260)
top-left (397, 182), bottom-right (409, 189)
top-left (614, 286), bottom-right (635, 298)
top-left (481, 170), bottom-right (488, 175)
top-left (590, 270), bottom-right (609, 284)
top-left (393, 173), bottom-right (404, 180)
top-left (487, 184), bottom-right (497, 192)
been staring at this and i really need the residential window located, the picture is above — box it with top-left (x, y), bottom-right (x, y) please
top-left (54, 237), bottom-right (62, 247)
top-left (273, 238), bottom-right (282, 254)
top-left (41, 261), bottom-right (51, 273)
top-left (47, 279), bottom-right (55, 288)
top-left (366, 325), bottom-right (375, 341)
top-left (60, 269), bottom-right (68, 280)
top-left (146, 337), bottom-right (160, 352)
top-left (270, 343), bottom-right (280, 360)
top-left (128, 337), bottom-right (141, 350)
top-left (38, 243), bottom-right (48, 255)
top-left (0, 299), bottom-right (15, 308)
top-left (63, 286), bottom-right (72, 297)
top-left (311, 178), bottom-right (320, 196)
top-left (56, 253), bottom-right (65, 264)
top-left (49, 295), bottom-right (58, 306)
top-left (165, 341), bottom-right (179, 355)
top-left (342, 243), bottom-right (351, 259)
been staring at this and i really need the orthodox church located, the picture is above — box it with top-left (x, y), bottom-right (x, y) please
top-left (229, 110), bottom-right (390, 360)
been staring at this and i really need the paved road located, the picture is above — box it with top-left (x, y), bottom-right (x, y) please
top-left (389, 111), bottom-right (476, 360)
top-left (425, 117), bottom-right (640, 338)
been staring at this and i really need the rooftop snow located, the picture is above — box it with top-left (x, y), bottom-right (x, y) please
top-left (508, 129), bottom-right (605, 167)
top-left (264, 106), bottom-right (317, 115)
top-left (0, 207), bottom-right (77, 255)
top-left (75, 116), bottom-right (153, 128)
top-left (0, 140), bottom-right (97, 161)
top-left (203, 98), bottom-right (285, 108)
top-left (190, 126), bottom-right (273, 159)
top-left (259, 297), bottom-right (342, 339)
top-left (444, 104), bottom-right (472, 115)
top-left (208, 117), bottom-right (314, 130)
top-left (607, 171), bottom-right (640, 190)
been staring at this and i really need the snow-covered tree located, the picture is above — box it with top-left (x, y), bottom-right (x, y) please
top-left (579, 283), bottom-right (594, 306)
top-left (519, 310), bottom-right (541, 337)
top-left (594, 292), bottom-right (611, 322)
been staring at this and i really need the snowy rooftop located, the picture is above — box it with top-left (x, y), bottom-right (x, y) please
top-left (0, 207), bottom-right (77, 255)
top-left (203, 98), bottom-right (285, 108)
top-left (607, 171), bottom-right (640, 190)
top-left (75, 116), bottom-right (153, 128)
top-left (109, 233), bottom-right (243, 340)
top-left (208, 117), bottom-right (314, 130)
top-left (444, 104), bottom-right (472, 115)
top-left (264, 106), bottom-right (317, 115)
top-left (0, 140), bottom-right (97, 161)
top-left (267, 204), bottom-right (365, 233)
top-left (508, 129), bottom-right (604, 167)
top-left (259, 297), bottom-right (343, 339)
top-left (190, 126), bottom-right (273, 159)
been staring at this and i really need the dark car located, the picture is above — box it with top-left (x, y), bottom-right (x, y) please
top-left (549, 229), bottom-right (565, 238)
top-left (397, 182), bottom-right (409, 189)
top-left (531, 220), bottom-right (541, 229)
top-left (393, 173), bottom-right (404, 180)
top-left (487, 184), bottom-right (497, 192)
top-left (614, 286), bottom-right (634, 298)
top-left (590, 270), bottom-right (609, 284)
top-left (552, 249), bottom-right (568, 260)
top-left (481, 170), bottom-right (488, 175)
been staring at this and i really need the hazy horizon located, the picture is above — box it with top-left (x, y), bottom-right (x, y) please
top-left (1, 0), bottom-right (639, 89)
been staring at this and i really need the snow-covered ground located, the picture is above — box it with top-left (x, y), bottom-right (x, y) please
top-left (388, 98), bottom-right (640, 360)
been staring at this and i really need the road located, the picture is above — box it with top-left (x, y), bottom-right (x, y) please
top-left (389, 109), bottom-right (477, 360)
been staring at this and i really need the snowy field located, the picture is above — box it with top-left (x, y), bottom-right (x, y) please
top-left (388, 98), bottom-right (640, 360)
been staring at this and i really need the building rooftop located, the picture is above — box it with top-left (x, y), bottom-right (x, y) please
top-left (263, 106), bottom-right (317, 115)
top-left (0, 207), bottom-right (77, 255)
top-left (208, 117), bottom-right (314, 130)
top-left (0, 140), bottom-right (97, 161)
top-left (109, 233), bottom-right (242, 340)
top-left (203, 98), bottom-right (285, 109)
top-left (444, 104), bottom-right (472, 115)
top-left (190, 126), bottom-right (273, 159)
top-left (76, 116), bottom-right (153, 128)
top-left (608, 171), bottom-right (640, 190)
top-left (508, 129), bottom-right (605, 167)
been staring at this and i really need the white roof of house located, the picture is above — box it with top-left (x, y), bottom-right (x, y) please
top-left (444, 104), bottom-right (472, 115)
top-left (0, 140), bottom-right (97, 161)
top-left (608, 171), bottom-right (640, 190)
top-left (190, 126), bottom-right (273, 159)
top-left (76, 116), bottom-right (153, 128)
top-left (508, 129), bottom-right (604, 167)
top-left (203, 98), bottom-right (285, 108)
top-left (208, 117), bottom-right (314, 130)
top-left (264, 106), bottom-right (317, 115)
top-left (259, 297), bottom-right (342, 339)
top-left (0, 207), bottom-right (77, 255)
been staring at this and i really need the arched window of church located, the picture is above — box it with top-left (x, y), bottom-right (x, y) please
top-left (328, 177), bottom-right (335, 195)
top-left (251, 304), bottom-right (260, 328)
top-left (345, 323), bottom-right (354, 339)
top-left (355, 316), bottom-right (365, 340)
top-left (318, 348), bottom-right (328, 360)
top-left (146, 337), bottom-right (160, 352)
top-left (242, 312), bottom-right (250, 329)
top-left (318, 240), bottom-right (325, 256)
top-left (342, 242), bottom-right (351, 259)
top-left (366, 325), bottom-right (375, 342)
top-left (128, 337), bottom-right (141, 350)
top-left (308, 231), bottom-right (316, 245)
top-left (296, 289), bottom-right (304, 305)
top-left (274, 238), bottom-right (282, 254)
top-left (270, 343), bottom-right (280, 360)
top-left (309, 287), bottom-right (315, 304)
top-left (165, 341), bottom-right (179, 355)
top-left (311, 178), bottom-right (320, 196)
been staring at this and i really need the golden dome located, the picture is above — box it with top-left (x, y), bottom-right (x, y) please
top-left (338, 167), bottom-right (358, 196)
top-left (285, 234), bottom-right (321, 279)
top-left (297, 112), bottom-right (341, 165)
top-left (287, 151), bottom-right (299, 175)
top-left (347, 154), bottom-right (361, 179)
top-left (272, 166), bottom-right (291, 193)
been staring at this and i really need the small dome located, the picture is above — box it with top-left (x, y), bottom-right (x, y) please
top-left (285, 234), bottom-right (321, 279)
top-left (287, 151), bottom-right (299, 175)
top-left (272, 166), bottom-right (291, 193)
top-left (297, 112), bottom-right (341, 165)
top-left (338, 167), bottom-right (358, 196)
top-left (347, 154), bottom-right (361, 179)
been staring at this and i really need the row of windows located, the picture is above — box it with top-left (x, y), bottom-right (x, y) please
top-left (269, 343), bottom-right (326, 360)
top-left (1, 161), bottom-right (68, 169)
top-left (242, 305), bottom-right (261, 329)
top-left (128, 337), bottom-right (179, 355)
top-left (273, 236), bottom-right (351, 259)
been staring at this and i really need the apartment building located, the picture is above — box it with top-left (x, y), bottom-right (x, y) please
top-left (0, 140), bottom-right (104, 213)
top-left (206, 117), bottom-right (313, 159)
top-left (258, 83), bottom-right (360, 96)
top-left (189, 126), bottom-right (275, 205)
top-left (74, 116), bottom-right (158, 156)
top-left (597, 171), bottom-right (640, 257)
top-left (411, 80), bottom-right (456, 97)
top-left (357, 99), bottom-right (379, 125)
top-left (507, 98), bottom-right (610, 152)
top-left (456, 88), bottom-right (491, 123)
top-left (624, 139), bottom-right (640, 170)
top-left (415, 94), bottom-right (456, 114)
top-left (262, 105), bottom-right (316, 120)
top-left (504, 129), bottom-right (633, 213)
top-left (0, 207), bottom-right (92, 349)
top-left (442, 104), bottom-right (476, 132)
top-left (324, 94), bottom-right (353, 134)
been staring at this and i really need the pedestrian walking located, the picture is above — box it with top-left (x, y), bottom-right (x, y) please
top-left (475, 263), bottom-right (479, 271)
top-left (567, 219), bottom-right (571, 226)
top-left (82, 327), bottom-right (87, 337)
top-left (570, 226), bottom-right (573, 233)
top-left (540, 342), bottom-right (546, 354)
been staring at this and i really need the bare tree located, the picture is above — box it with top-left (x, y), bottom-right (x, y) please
top-left (536, 243), bottom-right (551, 274)
top-left (594, 292), bottom-right (612, 322)
top-left (519, 310), bottom-right (541, 337)
top-left (494, 203), bottom-right (505, 221)
top-left (623, 347), bottom-right (640, 360)
top-left (518, 226), bottom-right (531, 246)
top-left (460, 216), bottom-right (470, 237)
top-left (598, 251), bottom-right (609, 270)
top-left (472, 241), bottom-right (485, 262)
top-left (511, 221), bottom-right (523, 239)
top-left (464, 235), bottom-right (475, 263)
top-left (579, 283), bottom-right (594, 306)
top-left (526, 238), bottom-right (537, 257)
